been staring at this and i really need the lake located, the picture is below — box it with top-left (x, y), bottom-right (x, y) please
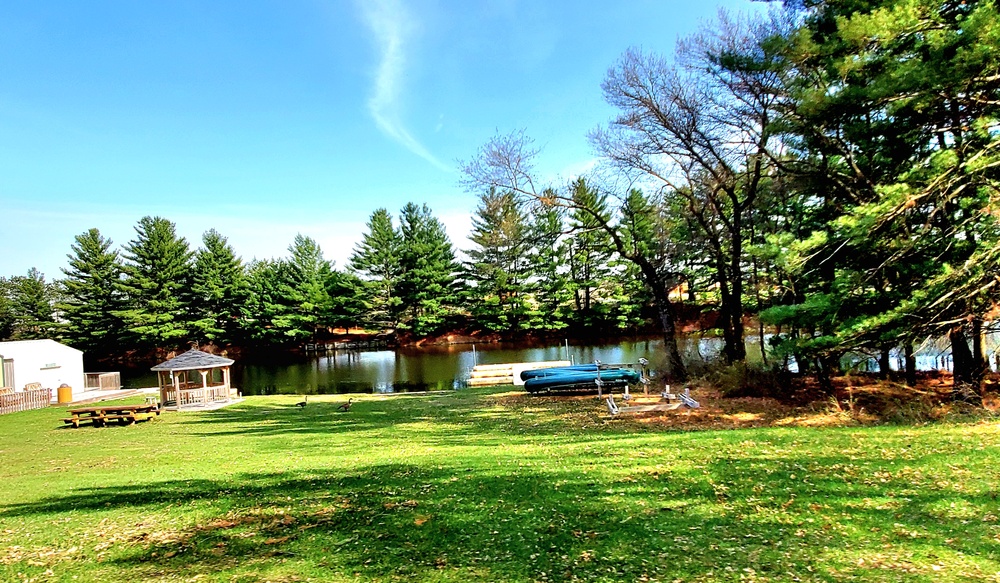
top-left (120, 333), bottom-right (999, 395)
top-left (121, 336), bottom-right (739, 395)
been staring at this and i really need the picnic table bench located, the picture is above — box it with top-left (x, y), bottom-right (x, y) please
top-left (63, 404), bottom-right (160, 428)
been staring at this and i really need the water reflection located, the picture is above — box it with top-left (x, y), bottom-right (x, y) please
top-left (117, 332), bottom-right (999, 395)
top-left (229, 336), bottom-right (735, 395)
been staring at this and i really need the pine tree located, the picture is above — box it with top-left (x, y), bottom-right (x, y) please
top-left (0, 277), bottom-right (15, 340)
top-left (9, 269), bottom-right (58, 339)
top-left (189, 229), bottom-right (248, 346)
top-left (273, 234), bottom-right (333, 342)
top-left (243, 259), bottom-right (289, 346)
top-left (349, 208), bottom-right (402, 329)
top-left (567, 178), bottom-right (614, 327)
top-left (397, 203), bottom-right (461, 336)
top-left (463, 188), bottom-right (532, 332)
top-left (117, 216), bottom-right (194, 350)
top-left (59, 228), bottom-right (126, 355)
top-left (524, 200), bottom-right (574, 331)
top-left (765, 0), bottom-right (1000, 396)
top-left (325, 269), bottom-right (367, 330)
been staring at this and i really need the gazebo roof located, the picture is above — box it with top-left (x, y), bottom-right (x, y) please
top-left (151, 349), bottom-right (234, 372)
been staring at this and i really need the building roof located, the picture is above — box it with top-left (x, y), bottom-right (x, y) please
top-left (0, 339), bottom-right (84, 356)
top-left (150, 349), bottom-right (234, 372)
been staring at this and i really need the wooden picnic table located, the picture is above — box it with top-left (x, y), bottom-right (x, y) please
top-left (63, 404), bottom-right (161, 428)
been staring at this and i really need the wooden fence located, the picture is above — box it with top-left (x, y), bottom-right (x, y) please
top-left (0, 387), bottom-right (52, 415)
top-left (85, 372), bottom-right (121, 391)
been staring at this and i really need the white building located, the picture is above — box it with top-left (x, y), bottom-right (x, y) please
top-left (0, 340), bottom-right (85, 401)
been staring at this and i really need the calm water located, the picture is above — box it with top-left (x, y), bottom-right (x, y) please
top-left (120, 332), bottom-right (999, 395)
top-left (121, 336), bottom-right (742, 395)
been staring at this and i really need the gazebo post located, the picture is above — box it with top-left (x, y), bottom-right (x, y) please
top-left (223, 367), bottom-right (231, 400)
top-left (200, 370), bottom-right (209, 404)
top-left (173, 372), bottom-right (181, 407)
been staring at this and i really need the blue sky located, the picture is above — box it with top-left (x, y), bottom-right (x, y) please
top-left (0, 0), bottom-right (762, 279)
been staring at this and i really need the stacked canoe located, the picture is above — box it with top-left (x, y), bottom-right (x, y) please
top-left (521, 364), bottom-right (640, 393)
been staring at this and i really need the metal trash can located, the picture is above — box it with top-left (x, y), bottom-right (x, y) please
top-left (57, 383), bottom-right (73, 404)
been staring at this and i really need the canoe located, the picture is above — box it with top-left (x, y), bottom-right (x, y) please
top-left (523, 367), bottom-right (640, 393)
top-left (519, 364), bottom-right (601, 381)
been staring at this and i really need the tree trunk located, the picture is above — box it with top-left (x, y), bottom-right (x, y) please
top-left (949, 326), bottom-right (983, 405)
top-left (758, 318), bottom-right (768, 367)
top-left (878, 347), bottom-right (892, 380)
top-left (972, 318), bottom-right (988, 384)
top-left (728, 223), bottom-right (747, 363)
top-left (716, 256), bottom-right (746, 365)
top-left (816, 354), bottom-right (835, 393)
top-left (638, 260), bottom-right (686, 381)
top-left (652, 287), bottom-right (687, 381)
top-left (904, 341), bottom-right (917, 387)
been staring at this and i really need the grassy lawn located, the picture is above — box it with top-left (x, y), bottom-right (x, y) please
top-left (1, 387), bottom-right (999, 582)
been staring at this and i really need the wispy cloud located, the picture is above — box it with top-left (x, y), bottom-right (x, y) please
top-left (358, 0), bottom-right (450, 172)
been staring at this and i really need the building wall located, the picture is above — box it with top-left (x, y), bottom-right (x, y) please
top-left (0, 340), bottom-right (85, 401)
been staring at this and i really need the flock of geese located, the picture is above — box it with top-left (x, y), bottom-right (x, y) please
top-left (293, 395), bottom-right (353, 411)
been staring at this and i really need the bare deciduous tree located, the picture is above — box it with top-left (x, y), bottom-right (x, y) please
top-left (591, 11), bottom-right (791, 364)
top-left (461, 131), bottom-right (689, 380)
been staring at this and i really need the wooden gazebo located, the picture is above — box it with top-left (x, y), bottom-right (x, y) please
top-left (151, 350), bottom-right (235, 408)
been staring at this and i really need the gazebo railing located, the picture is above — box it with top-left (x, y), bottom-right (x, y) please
top-left (160, 382), bottom-right (230, 407)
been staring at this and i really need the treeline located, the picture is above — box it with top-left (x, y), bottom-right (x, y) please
top-left (462, 0), bottom-right (1000, 399)
top-left (0, 196), bottom-right (662, 359)
top-left (5, 0), bottom-right (998, 402)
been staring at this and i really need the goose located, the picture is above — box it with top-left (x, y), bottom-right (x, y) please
top-left (337, 398), bottom-right (353, 412)
top-left (294, 395), bottom-right (308, 408)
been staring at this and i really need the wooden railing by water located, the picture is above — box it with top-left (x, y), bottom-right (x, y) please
top-left (303, 338), bottom-right (391, 352)
top-left (0, 387), bottom-right (52, 415)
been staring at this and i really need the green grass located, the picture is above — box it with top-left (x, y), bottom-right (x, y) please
top-left (1, 388), bottom-right (999, 582)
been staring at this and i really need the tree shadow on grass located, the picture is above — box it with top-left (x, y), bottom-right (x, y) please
top-left (701, 449), bottom-right (1000, 580)
top-left (169, 393), bottom-right (631, 449)
top-left (3, 444), bottom-right (996, 581)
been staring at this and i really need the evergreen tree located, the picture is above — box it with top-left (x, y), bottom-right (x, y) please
top-left (397, 203), bottom-right (461, 336)
top-left (765, 0), bottom-right (1000, 396)
top-left (189, 229), bottom-right (248, 346)
top-left (117, 216), bottom-right (194, 350)
top-left (606, 188), bottom-right (661, 331)
top-left (566, 178), bottom-right (615, 326)
top-left (349, 208), bottom-right (402, 329)
top-left (524, 199), bottom-right (573, 331)
top-left (463, 188), bottom-right (532, 332)
top-left (273, 234), bottom-right (333, 341)
top-left (9, 269), bottom-right (58, 339)
top-left (0, 277), bottom-right (15, 340)
top-left (243, 259), bottom-right (290, 346)
top-left (59, 228), bottom-right (126, 355)
top-left (324, 269), bottom-right (367, 330)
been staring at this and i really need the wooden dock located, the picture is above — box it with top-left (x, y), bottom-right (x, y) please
top-left (467, 361), bottom-right (572, 387)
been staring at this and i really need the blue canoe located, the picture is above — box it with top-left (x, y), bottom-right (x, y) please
top-left (523, 367), bottom-right (640, 393)
top-left (520, 364), bottom-right (601, 381)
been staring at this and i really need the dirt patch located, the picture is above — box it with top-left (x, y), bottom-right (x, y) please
top-left (491, 372), bottom-right (998, 431)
